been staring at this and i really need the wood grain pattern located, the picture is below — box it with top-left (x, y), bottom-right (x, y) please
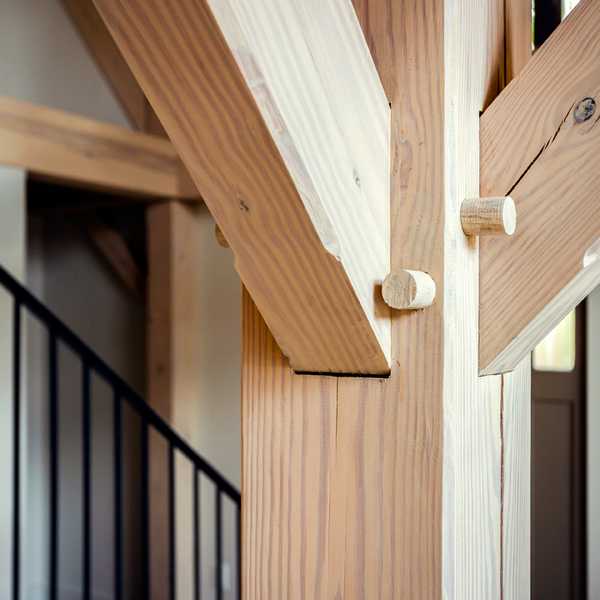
top-left (146, 202), bottom-right (203, 435)
top-left (480, 0), bottom-right (600, 374)
top-left (0, 96), bottom-right (196, 200)
top-left (502, 357), bottom-right (531, 600)
top-left (93, 0), bottom-right (391, 375)
top-left (382, 270), bottom-right (436, 310)
top-left (442, 3), bottom-right (503, 596)
top-left (147, 202), bottom-right (203, 599)
top-left (242, 0), bottom-right (508, 598)
top-left (499, 8), bottom-right (532, 599)
top-left (241, 289), bottom-right (337, 599)
top-left (460, 197), bottom-right (516, 236)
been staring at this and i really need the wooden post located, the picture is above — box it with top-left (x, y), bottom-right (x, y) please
top-left (241, 1), bottom-right (531, 598)
top-left (90, 0), bottom-right (534, 595)
top-left (500, 4), bottom-right (532, 599)
top-left (147, 201), bottom-right (203, 600)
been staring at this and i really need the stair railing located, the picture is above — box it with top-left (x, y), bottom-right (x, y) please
top-left (0, 262), bottom-right (240, 600)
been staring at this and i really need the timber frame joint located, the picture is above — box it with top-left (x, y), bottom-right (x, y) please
top-left (479, 0), bottom-right (600, 375)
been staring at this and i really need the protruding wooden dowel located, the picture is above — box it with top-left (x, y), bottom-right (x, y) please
top-left (215, 224), bottom-right (230, 248)
top-left (382, 270), bottom-right (436, 310)
top-left (460, 196), bottom-right (516, 236)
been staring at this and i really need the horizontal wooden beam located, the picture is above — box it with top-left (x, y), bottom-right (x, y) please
top-left (93, 0), bottom-right (391, 374)
top-left (479, 0), bottom-right (600, 375)
top-left (0, 96), bottom-right (197, 200)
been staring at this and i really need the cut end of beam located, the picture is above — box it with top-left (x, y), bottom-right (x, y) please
top-left (461, 196), bottom-right (516, 236)
top-left (382, 270), bottom-right (436, 310)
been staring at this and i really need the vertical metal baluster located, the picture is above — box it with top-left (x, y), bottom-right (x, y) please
top-left (141, 420), bottom-right (150, 599)
top-left (113, 390), bottom-right (123, 600)
top-left (12, 300), bottom-right (21, 600)
top-left (236, 504), bottom-right (241, 600)
top-left (49, 334), bottom-right (59, 600)
top-left (82, 365), bottom-right (92, 600)
top-left (194, 470), bottom-right (201, 600)
top-left (216, 488), bottom-right (222, 600)
top-left (169, 444), bottom-right (176, 600)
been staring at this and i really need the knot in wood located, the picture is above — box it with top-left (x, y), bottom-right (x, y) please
top-left (574, 97), bottom-right (596, 123)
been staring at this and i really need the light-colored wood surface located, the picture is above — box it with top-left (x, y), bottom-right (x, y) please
top-left (498, 6), bottom-right (532, 599)
top-left (147, 202), bottom-right (203, 599)
top-left (480, 0), bottom-right (600, 374)
top-left (86, 219), bottom-right (144, 298)
top-left (241, 0), bottom-right (508, 597)
top-left (0, 96), bottom-right (196, 200)
top-left (93, 0), bottom-right (391, 375)
top-left (440, 1), bottom-right (503, 595)
top-left (502, 357), bottom-right (531, 600)
top-left (382, 270), bottom-right (436, 310)
top-left (241, 290), bottom-right (338, 598)
top-left (461, 197), bottom-right (516, 236)
top-left (147, 201), bottom-right (203, 440)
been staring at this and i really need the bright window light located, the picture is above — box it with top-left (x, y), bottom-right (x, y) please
top-left (533, 311), bottom-right (576, 372)
top-left (563, 0), bottom-right (580, 18)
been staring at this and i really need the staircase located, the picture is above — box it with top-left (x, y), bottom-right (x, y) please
top-left (1, 263), bottom-right (241, 599)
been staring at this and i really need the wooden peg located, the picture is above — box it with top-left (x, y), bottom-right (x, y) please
top-left (215, 224), bottom-right (230, 248)
top-left (382, 270), bottom-right (436, 310)
top-left (460, 196), bottom-right (516, 236)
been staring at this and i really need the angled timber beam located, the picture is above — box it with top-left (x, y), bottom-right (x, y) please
top-left (0, 96), bottom-right (197, 200)
top-left (479, 0), bottom-right (600, 375)
top-left (86, 218), bottom-right (145, 299)
top-left (93, 0), bottom-right (391, 374)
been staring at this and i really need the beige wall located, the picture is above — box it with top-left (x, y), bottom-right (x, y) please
top-left (0, 0), bottom-right (129, 126)
top-left (0, 167), bottom-right (26, 600)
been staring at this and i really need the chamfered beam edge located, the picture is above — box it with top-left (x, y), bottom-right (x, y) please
top-left (93, 0), bottom-right (391, 374)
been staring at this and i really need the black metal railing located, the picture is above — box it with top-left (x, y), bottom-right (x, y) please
top-left (1, 262), bottom-right (241, 599)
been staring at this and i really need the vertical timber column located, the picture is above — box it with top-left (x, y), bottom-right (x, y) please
top-left (147, 201), bottom-right (202, 600)
top-left (500, 2), bottom-right (532, 599)
top-left (240, 1), bottom-right (533, 599)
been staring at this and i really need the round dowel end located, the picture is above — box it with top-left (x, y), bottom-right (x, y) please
top-left (382, 270), bottom-right (436, 310)
top-left (502, 196), bottom-right (517, 236)
top-left (461, 196), bottom-right (517, 236)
